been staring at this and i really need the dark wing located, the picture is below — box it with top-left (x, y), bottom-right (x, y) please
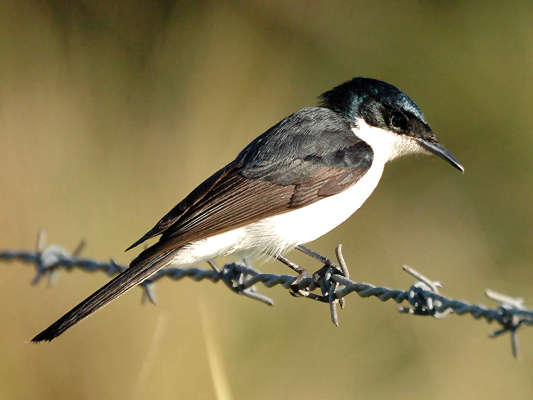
top-left (125, 163), bottom-right (236, 251)
top-left (31, 107), bottom-right (373, 342)
top-left (129, 107), bottom-right (374, 253)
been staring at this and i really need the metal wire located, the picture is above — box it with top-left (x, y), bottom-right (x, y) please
top-left (2, 230), bottom-right (532, 359)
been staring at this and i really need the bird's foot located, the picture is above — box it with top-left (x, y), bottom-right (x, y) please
top-left (295, 245), bottom-right (346, 280)
top-left (207, 260), bottom-right (274, 305)
top-left (289, 268), bottom-right (311, 297)
top-left (295, 245), bottom-right (350, 317)
top-left (274, 253), bottom-right (313, 296)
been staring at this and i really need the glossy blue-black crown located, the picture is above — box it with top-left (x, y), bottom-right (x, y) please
top-left (319, 77), bottom-right (427, 126)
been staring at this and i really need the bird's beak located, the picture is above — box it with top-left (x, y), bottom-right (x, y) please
top-left (416, 138), bottom-right (464, 172)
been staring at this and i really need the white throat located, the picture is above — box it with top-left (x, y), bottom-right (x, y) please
top-left (352, 118), bottom-right (422, 164)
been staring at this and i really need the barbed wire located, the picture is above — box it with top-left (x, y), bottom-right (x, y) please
top-left (1, 230), bottom-right (532, 359)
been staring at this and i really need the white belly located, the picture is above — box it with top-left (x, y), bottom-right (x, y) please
top-left (262, 160), bottom-right (385, 246)
top-left (172, 158), bottom-right (386, 266)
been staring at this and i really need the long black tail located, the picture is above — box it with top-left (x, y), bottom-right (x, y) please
top-left (31, 245), bottom-right (176, 342)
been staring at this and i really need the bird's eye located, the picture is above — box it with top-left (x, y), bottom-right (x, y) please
top-left (390, 113), bottom-right (408, 131)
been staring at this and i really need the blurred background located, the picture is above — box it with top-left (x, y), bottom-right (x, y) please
top-left (1, 1), bottom-right (532, 399)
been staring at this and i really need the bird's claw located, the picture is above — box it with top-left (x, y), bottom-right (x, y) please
top-left (290, 268), bottom-right (311, 297)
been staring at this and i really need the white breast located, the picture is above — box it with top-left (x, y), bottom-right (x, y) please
top-left (253, 156), bottom-right (386, 253)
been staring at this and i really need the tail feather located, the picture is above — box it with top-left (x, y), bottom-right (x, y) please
top-left (31, 246), bottom-right (176, 343)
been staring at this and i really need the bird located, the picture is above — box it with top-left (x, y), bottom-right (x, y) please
top-left (32, 77), bottom-right (463, 342)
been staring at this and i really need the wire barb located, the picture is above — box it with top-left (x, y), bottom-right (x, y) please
top-left (485, 289), bottom-right (529, 360)
top-left (398, 265), bottom-right (451, 318)
top-left (1, 231), bottom-right (532, 359)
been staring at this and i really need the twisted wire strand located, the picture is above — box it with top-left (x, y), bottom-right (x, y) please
top-left (1, 231), bottom-right (532, 359)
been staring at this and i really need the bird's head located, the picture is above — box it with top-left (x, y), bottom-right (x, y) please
top-left (319, 77), bottom-right (463, 172)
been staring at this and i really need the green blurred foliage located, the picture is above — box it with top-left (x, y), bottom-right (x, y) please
top-left (0, 1), bottom-right (532, 399)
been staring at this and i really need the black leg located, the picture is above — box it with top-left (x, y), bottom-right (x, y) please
top-left (275, 246), bottom-right (346, 297)
top-left (274, 254), bottom-right (311, 296)
top-left (296, 245), bottom-right (344, 282)
top-left (296, 245), bottom-right (336, 266)
top-left (275, 254), bottom-right (309, 277)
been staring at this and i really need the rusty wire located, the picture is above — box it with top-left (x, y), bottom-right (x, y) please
top-left (1, 230), bottom-right (532, 359)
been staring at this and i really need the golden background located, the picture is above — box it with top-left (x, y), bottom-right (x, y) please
top-left (1, 1), bottom-right (532, 399)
